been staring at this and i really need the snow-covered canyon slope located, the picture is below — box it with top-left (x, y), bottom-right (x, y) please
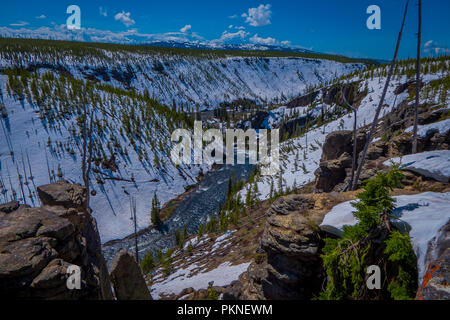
top-left (0, 39), bottom-right (364, 108)
top-left (320, 191), bottom-right (450, 283)
top-left (0, 39), bottom-right (364, 243)
top-left (239, 58), bottom-right (450, 202)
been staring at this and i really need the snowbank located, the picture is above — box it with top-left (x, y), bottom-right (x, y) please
top-left (150, 261), bottom-right (250, 299)
top-left (383, 150), bottom-right (450, 182)
top-left (320, 192), bottom-right (450, 283)
top-left (405, 118), bottom-right (450, 137)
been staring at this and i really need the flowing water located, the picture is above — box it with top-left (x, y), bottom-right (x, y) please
top-left (102, 164), bottom-right (254, 265)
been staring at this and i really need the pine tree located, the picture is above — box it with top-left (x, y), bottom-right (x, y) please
top-left (278, 168), bottom-right (283, 194)
top-left (320, 166), bottom-right (417, 300)
top-left (245, 185), bottom-right (252, 207)
top-left (269, 178), bottom-right (274, 199)
top-left (140, 253), bottom-right (155, 275)
top-left (151, 192), bottom-right (161, 227)
top-left (252, 181), bottom-right (258, 198)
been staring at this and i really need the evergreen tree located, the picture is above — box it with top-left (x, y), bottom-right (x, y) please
top-left (245, 185), bottom-right (252, 207)
top-left (151, 192), bottom-right (161, 227)
top-left (269, 178), bottom-right (274, 200)
top-left (320, 166), bottom-right (417, 300)
top-left (140, 253), bottom-right (155, 275)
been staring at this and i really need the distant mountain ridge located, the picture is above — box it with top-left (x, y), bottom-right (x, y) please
top-left (140, 40), bottom-right (314, 53)
top-left (0, 25), bottom-right (379, 64)
top-left (0, 38), bottom-right (366, 109)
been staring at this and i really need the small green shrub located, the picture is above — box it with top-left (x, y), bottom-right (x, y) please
top-left (206, 283), bottom-right (219, 300)
top-left (140, 253), bottom-right (155, 275)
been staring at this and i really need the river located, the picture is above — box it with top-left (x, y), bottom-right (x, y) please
top-left (102, 163), bottom-right (254, 265)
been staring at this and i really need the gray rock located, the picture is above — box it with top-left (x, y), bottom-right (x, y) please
top-left (37, 180), bottom-right (86, 210)
top-left (0, 181), bottom-right (113, 300)
top-left (110, 249), bottom-right (152, 300)
top-left (0, 201), bottom-right (19, 213)
top-left (416, 221), bottom-right (450, 300)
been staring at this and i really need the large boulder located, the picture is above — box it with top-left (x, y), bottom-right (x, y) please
top-left (0, 180), bottom-right (113, 299)
top-left (231, 193), bottom-right (356, 300)
top-left (321, 130), bottom-right (353, 161)
top-left (388, 134), bottom-right (413, 158)
top-left (37, 181), bottom-right (86, 210)
top-left (0, 201), bottom-right (19, 214)
top-left (416, 221), bottom-right (450, 300)
top-left (315, 131), bottom-right (366, 192)
top-left (314, 157), bottom-right (348, 193)
top-left (109, 249), bottom-right (152, 300)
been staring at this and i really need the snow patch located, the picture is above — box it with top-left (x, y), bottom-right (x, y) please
top-left (405, 118), bottom-right (450, 137)
top-left (320, 192), bottom-right (450, 283)
top-left (384, 150), bottom-right (450, 182)
top-left (150, 261), bottom-right (250, 298)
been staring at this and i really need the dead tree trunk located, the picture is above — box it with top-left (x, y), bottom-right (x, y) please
top-left (130, 197), bottom-right (139, 263)
top-left (341, 86), bottom-right (358, 190)
top-left (81, 104), bottom-right (94, 211)
top-left (412, 0), bottom-right (422, 154)
top-left (352, 0), bottom-right (410, 191)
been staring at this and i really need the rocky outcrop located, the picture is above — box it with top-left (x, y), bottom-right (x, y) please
top-left (315, 120), bottom-right (449, 193)
top-left (110, 249), bottom-right (152, 300)
top-left (228, 192), bottom-right (356, 300)
top-left (0, 201), bottom-right (19, 214)
top-left (381, 98), bottom-right (449, 152)
top-left (286, 90), bottom-right (319, 108)
top-left (416, 220), bottom-right (450, 300)
top-left (321, 130), bottom-right (353, 161)
top-left (314, 130), bottom-right (366, 192)
top-left (279, 116), bottom-right (308, 139)
top-left (322, 82), bottom-right (365, 107)
top-left (0, 180), bottom-right (113, 299)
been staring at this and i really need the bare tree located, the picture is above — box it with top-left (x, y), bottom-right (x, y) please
top-left (81, 104), bottom-right (95, 211)
top-left (352, 0), bottom-right (410, 191)
top-left (412, 0), bottom-right (422, 154)
top-left (341, 85), bottom-right (358, 190)
top-left (130, 196), bottom-right (139, 263)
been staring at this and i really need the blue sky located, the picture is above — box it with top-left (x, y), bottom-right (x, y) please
top-left (1, 0), bottom-right (449, 60)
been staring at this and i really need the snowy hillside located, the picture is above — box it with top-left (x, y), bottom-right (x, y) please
top-left (320, 192), bottom-right (450, 284)
top-left (0, 39), bottom-right (367, 243)
top-left (0, 39), bottom-right (364, 108)
top-left (384, 150), bottom-right (450, 183)
top-left (0, 72), bottom-right (208, 242)
top-left (239, 58), bottom-right (450, 201)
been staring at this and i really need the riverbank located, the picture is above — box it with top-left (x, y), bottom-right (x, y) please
top-left (102, 164), bottom-right (254, 266)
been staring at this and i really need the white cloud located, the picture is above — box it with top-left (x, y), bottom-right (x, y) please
top-left (10, 21), bottom-right (29, 27)
top-left (180, 24), bottom-right (192, 33)
top-left (250, 33), bottom-right (276, 45)
top-left (0, 25), bottom-right (294, 50)
top-left (114, 11), bottom-right (135, 27)
top-left (228, 25), bottom-right (245, 30)
top-left (242, 4), bottom-right (272, 27)
top-left (216, 30), bottom-right (249, 43)
top-left (228, 14), bottom-right (238, 19)
top-left (99, 7), bottom-right (107, 17)
top-left (281, 40), bottom-right (291, 46)
top-left (236, 26), bottom-right (245, 30)
top-left (424, 40), bottom-right (450, 55)
top-left (0, 25), bottom-right (205, 45)
top-left (35, 15), bottom-right (46, 19)
top-left (424, 40), bottom-right (433, 47)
